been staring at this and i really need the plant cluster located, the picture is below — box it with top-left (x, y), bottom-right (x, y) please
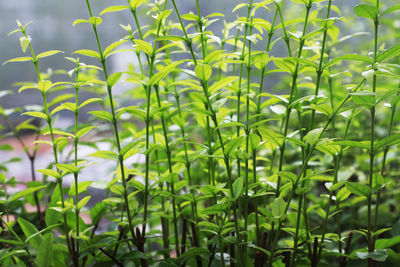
top-left (1, 0), bottom-right (400, 266)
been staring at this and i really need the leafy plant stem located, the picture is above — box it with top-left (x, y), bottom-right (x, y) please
top-left (367, 3), bottom-right (379, 265)
top-left (84, 0), bottom-right (137, 258)
top-left (171, 0), bottom-right (241, 255)
top-left (20, 26), bottom-right (76, 265)
top-left (267, 78), bottom-right (366, 266)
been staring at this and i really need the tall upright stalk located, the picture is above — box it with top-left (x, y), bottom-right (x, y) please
top-left (18, 25), bottom-right (77, 267)
top-left (236, 0), bottom-right (254, 180)
top-left (292, 0), bottom-right (333, 263)
top-left (367, 2), bottom-right (379, 266)
top-left (83, 1), bottom-right (139, 263)
top-left (127, 0), bottom-right (182, 256)
top-left (171, 0), bottom-right (242, 260)
top-left (266, 1), bottom-right (313, 263)
top-left (266, 79), bottom-right (366, 266)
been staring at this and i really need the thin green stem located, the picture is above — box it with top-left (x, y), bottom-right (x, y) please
top-left (84, 1), bottom-right (137, 260)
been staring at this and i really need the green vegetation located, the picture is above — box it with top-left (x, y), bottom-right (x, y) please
top-left (1, 0), bottom-right (400, 266)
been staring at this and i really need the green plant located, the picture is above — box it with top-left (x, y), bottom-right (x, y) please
top-left (2, 0), bottom-right (400, 266)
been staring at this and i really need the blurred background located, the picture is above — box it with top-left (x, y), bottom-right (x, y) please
top-left (0, 0), bottom-right (364, 111)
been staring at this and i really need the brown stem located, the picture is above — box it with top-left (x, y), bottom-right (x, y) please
top-left (99, 247), bottom-right (124, 267)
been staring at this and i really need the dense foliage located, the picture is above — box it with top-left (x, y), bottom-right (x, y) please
top-left (1, 0), bottom-right (400, 266)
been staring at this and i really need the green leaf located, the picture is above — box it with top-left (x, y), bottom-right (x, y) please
top-left (37, 80), bottom-right (54, 92)
top-left (36, 50), bottom-right (63, 59)
top-left (326, 54), bottom-right (374, 68)
top-left (19, 36), bottom-right (31, 53)
top-left (195, 64), bottom-right (212, 81)
top-left (335, 140), bottom-right (370, 150)
top-left (258, 126), bottom-right (284, 148)
top-left (90, 202), bottom-right (107, 225)
top-left (56, 163), bottom-right (79, 174)
top-left (351, 91), bottom-right (375, 108)
top-left (17, 217), bottom-right (43, 249)
top-left (354, 4), bottom-right (379, 20)
top-left (89, 16), bottom-right (102, 26)
top-left (88, 150), bottom-right (119, 160)
top-left (104, 40), bottom-right (127, 57)
top-left (69, 181), bottom-right (92, 196)
top-left (232, 177), bottom-right (244, 200)
top-left (304, 128), bottom-right (323, 145)
top-left (134, 39), bottom-right (153, 55)
top-left (9, 185), bottom-right (47, 203)
top-left (3, 57), bottom-right (33, 65)
top-left (375, 134), bottom-right (400, 151)
top-left (36, 233), bottom-right (53, 267)
top-left (249, 133), bottom-right (261, 151)
top-left (377, 44), bottom-right (400, 62)
top-left (73, 49), bottom-right (101, 59)
top-left (72, 19), bottom-right (90, 26)
top-left (76, 126), bottom-right (96, 138)
top-left (225, 136), bottom-right (245, 155)
top-left (177, 248), bottom-right (210, 265)
top-left (380, 5), bottom-right (400, 16)
top-left (375, 236), bottom-right (400, 249)
top-left (271, 197), bottom-right (286, 219)
top-left (77, 196), bottom-right (91, 210)
top-left (372, 228), bottom-right (391, 237)
top-left (89, 110), bottom-right (113, 121)
top-left (356, 249), bottom-right (388, 262)
top-left (38, 169), bottom-right (60, 179)
top-left (107, 72), bottom-right (122, 87)
top-left (0, 144), bottom-right (13, 151)
top-left (208, 76), bottom-right (237, 93)
top-left (345, 182), bottom-right (371, 197)
top-left (100, 5), bottom-right (129, 16)
top-left (216, 122), bottom-right (245, 130)
top-left (78, 98), bottom-right (102, 109)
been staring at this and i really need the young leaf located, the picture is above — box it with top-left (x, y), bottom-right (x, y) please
top-left (19, 36), bottom-right (31, 53)
top-left (9, 185), bottom-right (47, 203)
top-left (3, 57), bottom-right (33, 65)
top-left (195, 64), bottom-right (212, 81)
top-left (36, 50), bottom-right (64, 59)
top-left (134, 39), bottom-right (153, 55)
top-left (107, 72), bottom-right (122, 87)
top-left (77, 196), bottom-right (91, 210)
top-left (18, 217), bottom-right (43, 249)
top-left (345, 182), bottom-right (371, 197)
top-left (354, 4), bottom-right (379, 20)
top-left (377, 44), bottom-right (400, 62)
top-left (76, 126), bottom-right (96, 138)
top-left (271, 197), bottom-right (286, 219)
top-left (103, 40), bottom-right (127, 57)
top-left (73, 49), bottom-right (101, 59)
top-left (232, 177), bottom-right (244, 200)
top-left (89, 110), bottom-right (113, 121)
top-left (36, 233), bottom-right (53, 267)
top-left (100, 5), bottom-right (129, 16)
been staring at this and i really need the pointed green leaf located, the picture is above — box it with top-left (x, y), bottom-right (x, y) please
top-left (354, 4), bottom-right (379, 20)
top-left (195, 64), bottom-right (212, 81)
top-left (100, 5), bottom-right (129, 16)
top-left (36, 233), bottom-right (53, 267)
top-left (18, 217), bottom-right (43, 249)
top-left (73, 49), bottom-right (101, 59)
top-left (37, 50), bottom-right (64, 59)
top-left (232, 177), bottom-right (244, 200)
top-left (107, 72), bottom-right (122, 87)
top-left (3, 57), bottom-right (33, 65)
top-left (345, 182), bottom-right (371, 196)
top-left (89, 110), bottom-right (113, 121)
